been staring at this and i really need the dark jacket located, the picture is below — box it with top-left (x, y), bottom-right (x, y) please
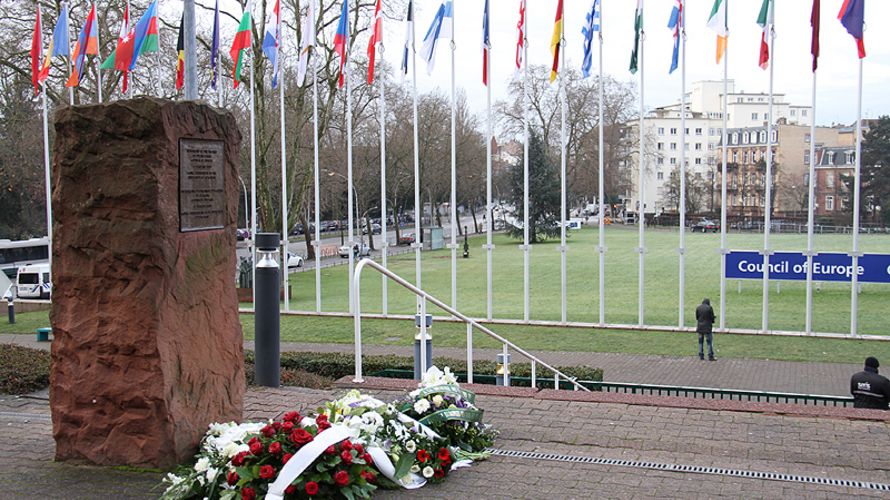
top-left (851, 367), bottom-right (890, 409)
top-left (695, 300), bottom-right (716, 334)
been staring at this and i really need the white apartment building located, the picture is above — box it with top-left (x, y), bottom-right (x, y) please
top-left (624, 80), bottom-right (813, 215)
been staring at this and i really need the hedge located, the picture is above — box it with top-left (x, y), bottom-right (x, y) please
top-left (0, 344), bottom-right (51, 395)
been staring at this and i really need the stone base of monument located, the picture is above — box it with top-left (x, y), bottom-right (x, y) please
top-left (49, 98), bottom-right (244, 468)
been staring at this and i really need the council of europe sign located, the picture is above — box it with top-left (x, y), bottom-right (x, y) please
top-left (726, 251), bottom-right (890, 284)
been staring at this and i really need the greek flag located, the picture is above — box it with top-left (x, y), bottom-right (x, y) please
top-left (420, 1), bottom-right (453, 75)
top-left (581, 0), bottom-right (601, 78)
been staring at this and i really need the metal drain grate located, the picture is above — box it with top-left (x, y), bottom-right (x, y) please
top-left (487, 448), bottom-right (890, 492)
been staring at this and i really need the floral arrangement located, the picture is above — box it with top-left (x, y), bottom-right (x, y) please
top-left (161, 367), bottom-right (497, 499)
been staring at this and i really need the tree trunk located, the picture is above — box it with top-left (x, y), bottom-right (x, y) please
top-left (393, 203), bottom-right (402, 244)
top-left (470, 201), bottom-right (479, 233)
top-left (366, 217), bottom-right (375, 251)
top-left (300, 211), bottom-right (315, 260)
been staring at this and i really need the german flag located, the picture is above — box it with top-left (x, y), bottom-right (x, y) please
top-left (550, 0), bottom-right (563, 83)
top-left (175, 14), bottom-right (184, 91)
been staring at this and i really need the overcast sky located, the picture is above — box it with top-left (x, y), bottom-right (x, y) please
top-left (357, 0), bottom-right (888, 128)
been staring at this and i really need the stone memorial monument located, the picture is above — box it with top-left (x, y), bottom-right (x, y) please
top-left (49, 98), bottom-right (244, 468)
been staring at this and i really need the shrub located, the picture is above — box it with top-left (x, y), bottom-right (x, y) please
top-left (0, 344), bottom-right (51, 394)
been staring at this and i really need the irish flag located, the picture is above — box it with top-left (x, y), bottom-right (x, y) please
top-left (757, 0), bottom-right (773, 69)
top-left (707, 0), bottom-right (727, 64)
top-left (230, 3), bottom-right (253, 88)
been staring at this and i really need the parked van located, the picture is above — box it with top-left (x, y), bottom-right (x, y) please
top-left (16, 263), bottom-right (51, 299)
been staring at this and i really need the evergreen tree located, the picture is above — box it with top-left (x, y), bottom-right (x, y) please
top-left (506, 130), bottom-right (561, 243)
top-left (859, 116), bottom-right (890, 224)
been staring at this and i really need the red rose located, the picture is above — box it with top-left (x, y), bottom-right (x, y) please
top-left (437, 448), bottom-right (450, 461)
top-left (285, 485), bottom-right (297, 495)
top-left (282, 453), bottom-right (293, 464)
top-left (248, 436), bottom-right (260, 446)
top-left (317, 420), bottom-right (331, 431)
top-left (353, 443), bottom-right (364, 455)
top-left (334, 470), bottom-right (350, 487)
top-left (281, 421), bottom-right (295, 433)
top-left (324, 445), bottom-right (337, 455)
top-left (226, 470), bottom-right (239, 486)
top-left (261, 425), bottom-right (276, 438)
top-left (441, 458), bottom-right (451, 468)
top-left (290, 429), bottom-right (313, 445)
top-left (305, 481), bottom-right (319, 496)
top-left (434, 468), bottom-right (445, 479)
top-left (283, 411), bottom-right (301, 422)
top-left (340, 450), bottom-right (353, 465)
top-left (241, 487), bottom-right (256, 500)
top-left (416, 449), bottom-right (431, 463)
top-left (232, 451), bottom-right (248, 467)
top-left (259, 464), bottom-right (276, 480)
top-left (315, 414), bottom-right (329, 425)
top-left (272, 421), bottom-right (282, 431)
top-left (268, 441), bottom-right (282, 455)
top-left (249, 441), bottom-right (264, 455)
top-left (362, 453), bottom-right (373, 465)
top-left (340, 440), bottom-right (353, 451)
top-left (361, 470), bottom-right (377, 483)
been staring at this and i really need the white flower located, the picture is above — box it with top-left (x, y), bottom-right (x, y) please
top-left (194, 457), bottom-right (210, 473)
top-left (431, 395), bottom-right (444, 407)
top-left (405, 440), bottom-right (417, 453)
top-left (410, 464), bottom-right (420, 474)
top-left (205, 467), bottom-right (218, 483)
top-left (442, 367), bottom-right (458, 385)
top-left (413, 399), bottom-right (431, 414)
top-left (422, 466), bottom-right (435, 478)
top-left (360, 412), bottom-right (384, 435)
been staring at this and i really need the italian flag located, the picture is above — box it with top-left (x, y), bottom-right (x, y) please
top-left (757, 0), bottom-right (773, 69)
top-left (230, 4), bottom-right (253, 88)
top-left (707, 0), bottom-right (727, 64)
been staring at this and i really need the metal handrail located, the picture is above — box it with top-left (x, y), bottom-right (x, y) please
top-left (351, 258), bottom-right (591, 392)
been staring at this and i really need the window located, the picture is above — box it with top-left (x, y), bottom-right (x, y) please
top-left (802, 110), bottom-right (808, 117)
top-left (658, 127), bottom-right (665, 135)
top-left (791, 109), bottom-right (797, 116)
top-left (737, 97), bottom-right (744, 103)
top-left (695, 158), bottom-right (702, 165)
top-left (747, 97), bottom-right (754, 102)
top-left (670, 143), bottom-right (677, 150)
top-left (731, 133), bottom-right (739, 144)
top-left (709, 128), bottom-right (717, 136)
top-left (670, 128), bottom-right (678, 135)
top-left (695, 128), bottom-right (703, 135)
top-left (827, 151), bottom-right (835, 165)
top-left (752, 112), bottom-right (759, 121)
top-left (732, 151), bottom-right (738, 162)
top-left (827, 172), bottom-right (835, 188)
top-left (657, 142), bottom-right (664, 150)
top-left (846, 152), bottom-right (854, 164)
top-left (685, 128), bottom-right (690, 134)
top-left (770, 130), bottom-right (777, 142)
top-left (753, 151), bottom-right (759, 162)
top-left (804, 152), bottom-right (810, 165)
top-left (743, 152), bottom-right (749, 163)
top-left (657, 172), bottom-right (664, 180)
top-left (826, 195), bottom-right (835, 211)
top-left (670, 158), bottom-right (677, 165)
top-left (804, 133), bottom-right (811, 143)
top-left (657, 157), bottom-right (665, 165)
top-left (760, 131), bottom-right (767, 143)
top-left (742, 132), bottom-right (749, 144)
top-left (695, 143), bottom-right (703, 151)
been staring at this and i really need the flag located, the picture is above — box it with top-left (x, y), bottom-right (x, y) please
top-left (420, 1), bottom-right (453, 76)
top-left (367, 0), bottom-right (383, 84)
top-left (100, 0), bottom-right (159, 92)
top-left (757, 0), bottom-right (773, 69)
top-left (296, 0), bottom-right (317, 86)
top-left (230, 2), bottom-right (253, 88)
top-left (400, 0), bottom-right (413, 78)
top-left (130, 0), bottom-right (160, 65)
top-left (333, 0), bottom-right (349, 88)
top-left (176, 15), bottom-right (185, 91)
top-left (263, 0), bottom-right (282, 89)
top-left (707, 0), bottom-right (728, 64)
top-left (550, 0), bottom-right (563, 82)
top-left (629, 0), bottom-right (642, 74)
top-left (811, 0), bottom-right (820, 71)
top-left (668, 0), bottom-right (682, 74)
top-left (211, 0), bottom-right (220, 90)
top-left (112, 2), bottom-right (131, 93)
top-left (838, 0), bottom-right (865, 59)
top-left (31, 5), bottom-right (43, 96)
top-left (65, 3), bottom-right (98, 87)
top-left (582, 0), bottom-right (601, 78)
top-left (482, 0), bottom-right (490, 85)
top-left (51, 2), bottom-right (70, 58)
top-left (514, 0), bottom-right (525, 77)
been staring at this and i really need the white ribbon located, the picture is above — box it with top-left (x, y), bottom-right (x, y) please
top-left (265, 425), bottom-right (352, 500)
top-left (367, 445), bottom-right (427, 490)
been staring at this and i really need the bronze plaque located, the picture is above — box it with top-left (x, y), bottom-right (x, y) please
top-left (179, 139), bottom-right (226, 232)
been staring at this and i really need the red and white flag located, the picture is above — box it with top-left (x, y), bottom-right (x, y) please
top-left (115, 2), bottom-right (132, 93)
top-left (367, 0), bottom-right (383, 84)
top-left (514, 0), bottom-right (526, 77)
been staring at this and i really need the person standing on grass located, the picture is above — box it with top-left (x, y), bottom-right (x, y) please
top-left (695, 298), bottom-right (716, 361)
top-left (851, 357), bottom-right (890, 410)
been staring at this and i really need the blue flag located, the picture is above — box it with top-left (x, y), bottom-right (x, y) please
top-left (211, 0), bottom-right (219, 90)
top-left (581, 0), bottom-right (600, 78)
top-left (420, 1), bottom-right (452, 75)
top-left (668, 0), bottom-right (682, 73)
top-left (401, 0), bottom-right (413, 77)
top-left (51, 2), bottom-right (70, 58)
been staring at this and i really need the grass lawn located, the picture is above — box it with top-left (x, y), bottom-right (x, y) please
top-left (5, 310), bottom-right (890, 364)
top-left (286, 226), bottom-right (890, 336)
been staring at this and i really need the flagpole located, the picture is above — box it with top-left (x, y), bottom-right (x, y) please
top-left (761, 5), bottom-right (775, 333)
top-left (637, 0), bottom-right (645, 327)
top-left (379, 43), bottom-right (388, 316)
top-left (678, 2), bottom-right (686, 328)
top-left (280, 47), bottom-right (289, 313)
top-left (312, 45), bottom-right (321, 312)
top-left (522, 4), bottom-right (530, 323)
top-left (449, 4), bottom-right (457, 311)
top-left (411, 5), bottom-right (428, 373)
top-left (850, 58), bottom-right (863, 337)
top-left (250, 30), bottom-right (258, 305)
top-left (347, 59), bottom-right (355, 315)
top-left (216, 0), bottom-right (222, 108)
top-left (719, 1), bottom-right (729, 331)
top-left (94, 1), bottom-right (102, 103)
top-left (485, 9), bottom-right (493, 321)
top-left (597, 1), bottom-right (605, 326)
top-left (805, 32), bottom-right (818, 335)
top-left (65, 2), bottom-right (73, 105)
top-left (559, 19), bottom-right (567, 325)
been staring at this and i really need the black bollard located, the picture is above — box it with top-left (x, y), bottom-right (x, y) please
top-left (6, 298), bottom-right (14, 324)
top-left (254, 233), bottom-right (281, 387)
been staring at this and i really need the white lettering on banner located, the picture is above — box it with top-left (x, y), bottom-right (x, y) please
top-left (812, 262), bottom-right (864, 278)
top-left (886, 264), bottom-right (890, 275)
top-left (736, 260), bottom-right (790, 274)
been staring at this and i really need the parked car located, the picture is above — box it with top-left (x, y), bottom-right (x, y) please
top-left (286, 252), bottom-right (304, 268)
top-left (398, 233), bottom-right (415, 246)
top-left (691, 218), bottom-right (720, 233)
top-left (338, 243), bottom-right (371, 258)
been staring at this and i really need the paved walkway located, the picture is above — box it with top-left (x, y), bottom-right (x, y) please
top-left (2, 333), bottom-right (859, 396)
top-left (3, 385), bottom-right (890, 498)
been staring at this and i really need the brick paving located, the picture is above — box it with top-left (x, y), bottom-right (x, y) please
top-left (3, 384), bottom-right (890, 498)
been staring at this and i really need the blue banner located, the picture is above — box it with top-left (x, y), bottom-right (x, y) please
top-left (725, 251), bottom-right (890, 284)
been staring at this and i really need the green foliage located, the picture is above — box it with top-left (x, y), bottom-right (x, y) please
top-left (860, 116), bottom-right (890, 224)
top-left (0, 344), bottom-right (50, 394)
top-left (506, 129), bottom-right (562, 243)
